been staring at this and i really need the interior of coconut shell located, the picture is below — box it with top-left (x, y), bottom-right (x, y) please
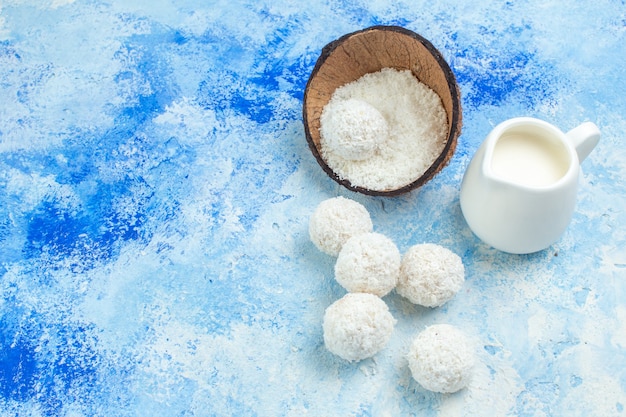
top-left (303, 25), bottom-right (462, 196)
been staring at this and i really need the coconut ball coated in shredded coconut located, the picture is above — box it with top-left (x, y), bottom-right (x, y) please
top-left (407, 324), bottom-right (475, 393)
top-left (320, 98), bottom-right (389, 161)
top-left (323, 293), bottom-right (396, 362)
top-left (334, 232), bottom-right (401, 297)
top-left (309, 197), bottom-right (373, 256)
top-left (397, 243), bottom-right (464, 307)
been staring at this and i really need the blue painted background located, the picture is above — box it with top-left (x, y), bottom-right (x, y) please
top-left (0, 0), bottom-right (624, 415)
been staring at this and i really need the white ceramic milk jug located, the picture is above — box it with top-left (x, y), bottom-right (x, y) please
top-left (460, 117), bottom-right (600, 254)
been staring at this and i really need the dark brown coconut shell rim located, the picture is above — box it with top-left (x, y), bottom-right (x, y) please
top-left (302, 25), bottom-right (462, 197)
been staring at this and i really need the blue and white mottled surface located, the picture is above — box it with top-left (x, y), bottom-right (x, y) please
top-left (1, 1), bottom-right (625, 415)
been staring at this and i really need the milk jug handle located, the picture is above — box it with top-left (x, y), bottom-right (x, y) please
top-left (565, 122), bottom-right (601, 163)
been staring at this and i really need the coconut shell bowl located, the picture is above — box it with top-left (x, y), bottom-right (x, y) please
top-left (302, 25), bottom-right (462, 196)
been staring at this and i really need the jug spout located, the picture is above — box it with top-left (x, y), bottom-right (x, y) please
top-left (566, 122), bottom-right (601, 163)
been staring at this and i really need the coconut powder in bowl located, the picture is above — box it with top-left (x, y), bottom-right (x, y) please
top-left (303, 26), bottom-right (462, 196)
top-left (319, 68), bottom-right (448, 192)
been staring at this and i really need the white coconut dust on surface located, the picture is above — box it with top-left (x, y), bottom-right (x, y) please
top-left (0, 0), bottom-right (625, 416)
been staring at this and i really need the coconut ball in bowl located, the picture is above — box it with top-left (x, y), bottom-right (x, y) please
top-left (309, 196), bottom-right (373, 256)
top-left (334, 232), bottom-right (400, 297)
top-left (320, 98), bottom-right (389, 161)
top-left (303, 25), bottom-right (462, 196)
top-left (407, 324), bottom-right (475, 393)
top-left (323, 292), bottom-right (396, 362)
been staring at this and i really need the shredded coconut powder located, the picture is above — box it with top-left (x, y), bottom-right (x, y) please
top-left (319, 68), bottom-right (448, 191)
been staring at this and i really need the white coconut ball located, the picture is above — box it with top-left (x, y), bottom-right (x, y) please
top-left (320, 98), bottom-right (389, 161)
top-left (335, 232), bottom-right (401, 297)
top-left (323, 293), bottom-right (396, 362)
top-left (309, 196), bottom-right (373, 256)
top-left (397, 243), bottom-right (464, 307)
top-left (407, 324), bottom-right (475, 393)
